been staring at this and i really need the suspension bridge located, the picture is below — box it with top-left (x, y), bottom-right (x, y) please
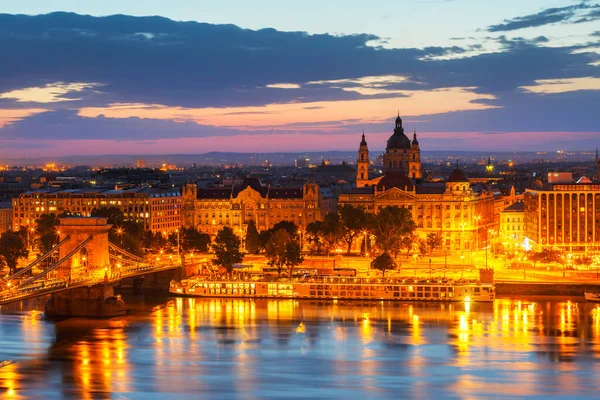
top-left (0, 217), bottom-right (180, 316)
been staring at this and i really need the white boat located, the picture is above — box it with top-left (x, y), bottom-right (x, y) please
top-left (584, 291), bottom-right (600, 301)
top-left (170, 276), bottom-right (495, 302)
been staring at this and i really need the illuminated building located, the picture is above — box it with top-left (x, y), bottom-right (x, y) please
top-left (356, 132), bottom-right (370, 188)
top-left (182, 177), bottom-right (322, 236)
top-left (12, 188), bottom-right (181, 233)
top-left (524, 173), bottom-right (600, 253)
top-left (340, 116), bottom-right (495, 252)
top-left (381, 114), bottom-right (422, 179)
top-left (499, 201), bottom-right (524, 247)
top-left (295, 158), bottom-right (310, 168)
top-left (0, 202), bottom-right (12, 235)
top-left (485, 156), bottom-right (494, 175)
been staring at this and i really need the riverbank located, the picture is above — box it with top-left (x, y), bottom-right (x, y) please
top-left (496, 281), bottom-right (600, 297)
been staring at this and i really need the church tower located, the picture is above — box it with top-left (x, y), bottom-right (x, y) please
top-left (356, 132), bottom-right (370, 187)
top-left (383, 113), bottom-right (412, 174)
top-left (408, 130), bottom-right (422, 179)
top-left (485, 156), bottom-right (494, 175)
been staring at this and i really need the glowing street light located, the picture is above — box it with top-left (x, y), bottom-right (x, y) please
top-left (116, 227), bottom-right (124, 247)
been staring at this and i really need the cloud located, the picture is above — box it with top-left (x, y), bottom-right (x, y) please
top-left (487, 3), bottom-right (600, 32)
top-left (265, 83), bottom-right (301, 89)
top-left (75, 87), bottom-right (496, 129)
top-left (0, 82), bottom-right (102, 103)
top-left (0, 11), bottom-right (599, 154)
top-left (0, 108), bottom-right (48, 128)
top-left (0, 12), bottom-right (495, 110)
top-left (520, 76), bottom-right (600, 94)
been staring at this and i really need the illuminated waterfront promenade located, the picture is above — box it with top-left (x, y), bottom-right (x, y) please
top-left (2, 296), bottom-right (600, 398)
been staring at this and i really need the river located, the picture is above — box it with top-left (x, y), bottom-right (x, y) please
top-left (1, 296), bottom-right (600, 399)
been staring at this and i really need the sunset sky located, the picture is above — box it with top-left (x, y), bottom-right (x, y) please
top-left (0, 1), bottom-right (599, 157)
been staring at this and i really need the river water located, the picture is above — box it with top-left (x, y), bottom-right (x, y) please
top-left (1, 296), bottom-right (600, 399)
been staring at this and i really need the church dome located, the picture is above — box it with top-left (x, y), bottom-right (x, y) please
top-left (386, 114), bottom-right (411, 150)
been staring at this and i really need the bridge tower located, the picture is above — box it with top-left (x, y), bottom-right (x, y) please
top-left (45, 217), bottom-right (126, 318)
top-left (56, 217), bottom-right (112, 280)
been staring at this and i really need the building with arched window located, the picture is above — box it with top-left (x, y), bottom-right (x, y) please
top-left (182, 177), bottom-right (322, 237)
top-left (341, 115), bottom-right (495, 252)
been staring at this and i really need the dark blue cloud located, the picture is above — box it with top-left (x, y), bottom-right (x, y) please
top-left (0, 12), bottom-right (598, 147)
top-left (487, 3), bottom-right (600, 32)
top-left (1, 12), bottom-right (596, 110)
top-left (0, 109), bottom-right (249, 140)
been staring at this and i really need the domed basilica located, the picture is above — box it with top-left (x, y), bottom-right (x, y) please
top-left (340, 114), bottom-right (498, 252)
top-left (357, 114), bottom-right (421, 188)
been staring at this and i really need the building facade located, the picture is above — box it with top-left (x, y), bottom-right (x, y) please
top-left (524, 182), bottom-right (600, 253)
top-left (12, 188), bottom-right (182, 233)
top-left (0, 202), bottom-right (12, 235)
top-left (342, 116), bottom-right (495, 252)
top-left (499, 201), bottom-right (525, 249)
top-left (182, 177), bottom-right (323, 238)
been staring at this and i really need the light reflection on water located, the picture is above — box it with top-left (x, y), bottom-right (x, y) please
top-left (1, 298), bottom-right (600, 399)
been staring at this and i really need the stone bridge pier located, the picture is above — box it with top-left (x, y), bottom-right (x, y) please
top-left (56, 217), bottom-right (112, 280)
top-left (45, 217), bottom-right (126, 318)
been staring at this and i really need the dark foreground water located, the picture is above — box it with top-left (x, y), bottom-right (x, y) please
top-left (1, 296), bottom-right (600, 399)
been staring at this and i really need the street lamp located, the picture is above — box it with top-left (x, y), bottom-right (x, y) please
top-left (474, 215), bottom-right (482, 251)
top-left (116, 227), bottom-right (124, 247)
top-left (413, 253), bottom-right (418, 276)
top-left (27, 227), bottom-right (35, 252)
top-left (175, 229), bottom-right (180, 259)
top-left (362, 230), bottom-right (368, 257)
top-left (485, 229), bottom-right (496, 269)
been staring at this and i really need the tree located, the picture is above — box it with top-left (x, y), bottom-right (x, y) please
top-left (370, 252), bottom-right (396, 278)
top-left (271, 220), bottom-right (299, 239)
top-left (264, 229), bottom-right (304, 277)
top-left (401, 232), bottom-right (417, 256)
top-left (338, 205), bottom-right (368, 255)
top-left (418, 239), bottom-right (428, 256)
top-left (245, 221), bottom-right (261, 254)
top-left (211, 226), bottom-right (244, 274)
top-left (92, 207), bottom-right (126, 244)
top-left (91, 206), bottom-right (125, 226)
top-left (304, 214), bottom-right (343, 255)
top-left (35, 213), bottom-right (60, 253)
top-left (265, 229), bottom-right (291, 277)
top-left (426, 232), bottom-right (442, 253)
top-left (527, 251), bottom-right (543, 268)
top-left (539, 248), bottom-right (562, 264)
top-left (305, 221), bottom-right (325, 255)
top-left (182, 227), bottom-right (211, 253)
top-left (371, 206), bottom-right (416, 259)
top-left (284, 240), bottom-right (304, 278)
top-left (320, 213), bottom-right (343, 254)
top-left (0, 231), bottom-right (29, 274)
top-left (120, 221), bottom-right (146, 255)
top-left (575, 256), bottom-right (593, 269)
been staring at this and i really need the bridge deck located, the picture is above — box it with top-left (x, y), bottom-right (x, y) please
top-left (0, 263), bottom-right (179, 306)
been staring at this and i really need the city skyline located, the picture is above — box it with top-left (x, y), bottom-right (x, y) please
top-left (0, 1), bottom-right (599, 157)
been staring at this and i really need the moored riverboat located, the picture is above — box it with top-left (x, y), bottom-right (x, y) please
top-left (170, 277), bottom-right (494, 302)
top-left (584, 291), bottom-right (600, 301)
